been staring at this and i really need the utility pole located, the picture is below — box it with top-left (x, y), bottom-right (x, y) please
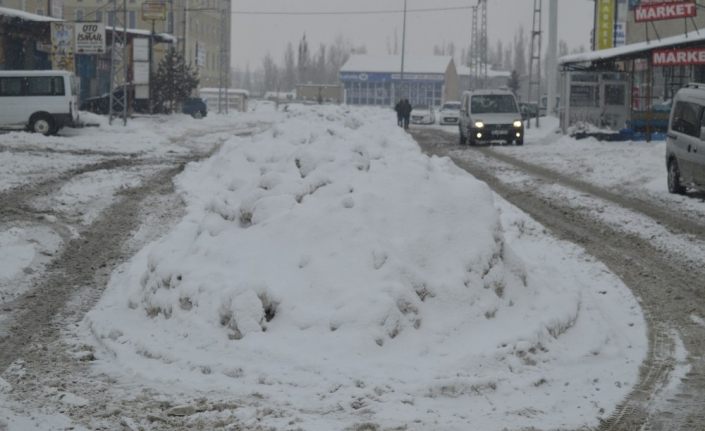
top-left (109, 0), bottom-right (128, 125)
top-left (527, 0), bottom-right (543, 128)
top-left (217, 0), bottom-right (230, 114)
top-left (546, 0), bottom-right (558, 117)
top-left (399, 0), bottom-right (407, 101)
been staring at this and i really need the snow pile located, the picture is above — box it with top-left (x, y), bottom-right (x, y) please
top-left (83, 106), bottom-right (645, 430)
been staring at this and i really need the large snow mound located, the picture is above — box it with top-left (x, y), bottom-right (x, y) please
top-left (83, 105), bottom-right (645, 430)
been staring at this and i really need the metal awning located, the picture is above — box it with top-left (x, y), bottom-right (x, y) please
top-left (0, 6), bottom-right (62, 22)
top-left (106, 27), bottom-right (176, 44)
top-left (560, 28), bottom-right (705, 67)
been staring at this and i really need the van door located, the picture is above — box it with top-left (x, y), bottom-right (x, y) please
top-left (670, 100), bottom-right (701, 184)
top-left (0, 76), bottom-right (26, 126)
top-left (694, 108), bottom-right (705, 186)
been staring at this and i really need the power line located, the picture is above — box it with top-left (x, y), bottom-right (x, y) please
top-left (231, 6), bottom-right (474, 16)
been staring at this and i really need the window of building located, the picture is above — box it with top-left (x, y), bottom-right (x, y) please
top-left (128, 11), bottom-right (136, 28)
top-left (76, 9), bottom-right (84, 21)
top-left (95, 10), bottom-right (103, 23)
top-left (605, 84), bottom-right (625, 106)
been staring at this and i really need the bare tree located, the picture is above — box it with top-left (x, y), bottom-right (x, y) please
top-left (262, 53), bottom-right (279, 92)
top-left (283, 43), bottom-right (296, 91)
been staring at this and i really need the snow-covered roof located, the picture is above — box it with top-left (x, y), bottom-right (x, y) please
top-left (0, 6), bottom-right (62, 22)
top-left (107, 27), bottom-right (176, 43)
top-left (560, 29), bottom-right (705, 65)
top-left (340, 55), bottom-right (453, 74)
top-left (200, 88), bottom-right (250, 97)
top-left (457, 65), bottom-right (511, 78)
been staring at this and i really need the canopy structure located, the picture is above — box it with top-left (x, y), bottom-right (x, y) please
top-left (558, 28), bottom-right (705, 140)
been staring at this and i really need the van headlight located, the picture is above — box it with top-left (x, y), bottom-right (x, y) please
top-left (474, 121), bottom-right (484, 128)
top-left (513, 120), bottom-right (522, 128)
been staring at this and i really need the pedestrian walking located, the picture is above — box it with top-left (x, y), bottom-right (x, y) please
top-left (401, 99), bottom-right (412, 130)
top-left (394, 99), bottom-right (404, 127)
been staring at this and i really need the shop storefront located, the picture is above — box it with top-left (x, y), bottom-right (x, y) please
top-left (560, 29), bottom-right (705, 138)
top-left (0, 7), bottom-right (57, 70)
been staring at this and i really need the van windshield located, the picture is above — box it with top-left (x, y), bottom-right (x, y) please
top-left (471, 95), bottom-right (518, 114)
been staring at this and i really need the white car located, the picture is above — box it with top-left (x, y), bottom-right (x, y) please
top-left (410, 105), bottom-right (436, 125)
top-left (458, 89), bottom-right (524, 146)
top-left (438, 101), bottom-right (461, 125)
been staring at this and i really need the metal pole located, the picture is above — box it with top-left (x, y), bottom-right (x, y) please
top-left (400, 0), bottom-right (407, 100)
top-left (182, 0), bottom-right (188, 59)
top-left (149, 20), bottom-right (155, 114)
top-left (547, 0), bottom-right (558, 117)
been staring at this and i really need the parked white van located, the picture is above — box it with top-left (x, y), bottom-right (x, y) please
top-left (0, 70), bottom-right (79, 135)
top-left (666, 83), bottom-right (705, 194)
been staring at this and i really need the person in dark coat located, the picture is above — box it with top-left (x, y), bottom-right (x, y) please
top-left (401, 99), bottom-right (412, 130)
top-left (394, 99), bottom-right (404, 127)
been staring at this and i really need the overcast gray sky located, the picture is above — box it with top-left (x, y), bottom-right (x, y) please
top-left (231, 0), bottom-right (595, 70)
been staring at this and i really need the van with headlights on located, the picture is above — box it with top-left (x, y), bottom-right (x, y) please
top-left (0, 70), bottom-right (79, 135)
top-left (459, 89), bottom-right (524, 146)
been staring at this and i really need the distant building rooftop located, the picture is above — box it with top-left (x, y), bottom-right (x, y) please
top-left (457, 65), bottom-right (511, 78)
top-left (340, 55), bottom-right (453, 75)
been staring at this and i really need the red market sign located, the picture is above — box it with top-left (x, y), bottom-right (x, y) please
top-left (635, 1), bottom-right (697, 22)
top-left (653, 48), bottom-right (705, 66)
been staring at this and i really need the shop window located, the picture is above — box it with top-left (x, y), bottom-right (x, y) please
top-left (605, 84), bottom-right (625, 106)
top-left (570, 85), bottom-right (599, 108)
top-left (672, 101), bottom-right (701, 137)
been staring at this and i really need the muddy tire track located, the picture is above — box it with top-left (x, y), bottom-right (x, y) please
top-left (412, 128), bottom-right (705, 431)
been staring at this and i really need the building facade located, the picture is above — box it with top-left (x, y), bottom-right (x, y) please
top-left (2, 0), bottom-right (229, 88)
top-left (560, 0), bottom-right (705, 136)
top-left (339, 55), bottom-right (459, 107)
top-left (0, 0), bottom-right (61, 17)
top-left (61, 0), bottom-right (228, 88)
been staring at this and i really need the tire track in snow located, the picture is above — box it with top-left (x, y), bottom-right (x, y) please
top-left (412, 128), bottom-right (705, 431)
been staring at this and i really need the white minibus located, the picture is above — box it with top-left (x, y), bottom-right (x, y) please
top-left (0, 70), bottom-right (79, 135)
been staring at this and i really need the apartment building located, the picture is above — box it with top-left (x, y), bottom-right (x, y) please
top-left (2, 0), bottom-right (230, 87)
top-left (63, 0), bottom-right (229, 87)
top-left (0, 0), bottom-right (62, 17)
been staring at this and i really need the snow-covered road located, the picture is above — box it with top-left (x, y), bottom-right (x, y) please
top-left (414, 120), bottom-right (705, 431)
top-left (0, 105), bottom-right (674, 430)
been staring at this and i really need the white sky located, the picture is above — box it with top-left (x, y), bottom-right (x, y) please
top-left (231, 0), bottom-right (595, 70)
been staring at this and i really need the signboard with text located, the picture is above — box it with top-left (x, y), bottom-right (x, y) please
top-left (51, 22), bottom-right (74, 71)
top-left (596, 0), bottom-right (616, 50)
top-left (49, 0), bottom-right (64, 19)
top-left (635, 1), bottom-right (697, 22)
top-left (653, 48), bottom-right (705, 66)
top-left (75, 23), bottom-right (106, 54)
top-left (142, 1), bottom-right (167, 21)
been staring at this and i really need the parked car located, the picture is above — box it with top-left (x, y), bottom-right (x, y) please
top-left (410, 105), bottom-right (435, 125)
top-left (459, 89), bottom-right (524, 146)
top-left (438, 101), bottom-right (461, 125)
top-left (666, 83), bottom-right (705, 194)
top-left (80, 87), bottom-right (150, 115)
top-left (183, 97), bottom-right (208, 119)
top-left (0, 70), bottom-right (79, 135)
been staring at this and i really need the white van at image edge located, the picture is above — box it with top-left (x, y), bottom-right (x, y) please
top-left (0, 70), bottom-right (79, 135)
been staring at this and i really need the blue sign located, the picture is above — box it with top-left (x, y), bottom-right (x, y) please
top-left (339, 72), bottom-right (392, 83)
